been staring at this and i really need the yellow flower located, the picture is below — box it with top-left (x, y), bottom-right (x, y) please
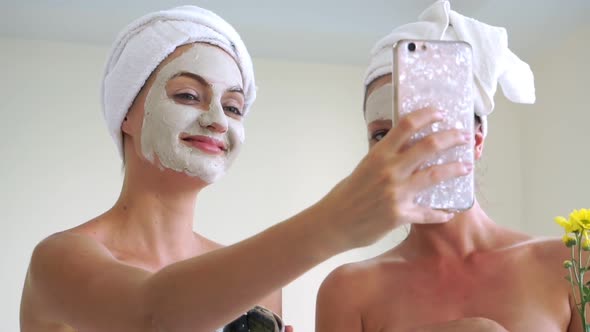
top-left (556, 215), bottom-right (581, 233)
top-left (571, 209), bottom-right (590, 230)
top-left (563, 234), bottom-right (577, 247)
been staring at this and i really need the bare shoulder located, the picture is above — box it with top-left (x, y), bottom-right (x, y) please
top-left (498, 233), bottom-right (572, 282)
top-left (316, 252), bottom-right (407, 331)
top-left (21, 231), bottom-right (119, 328)
top-left (31, 230), bottom-right (114, 267)
top-left (315, 261), bottom-right (376, 331)
top-left (488, 226), bottom-right (567, 261)
top-left (515, 236), bottom-right (568, 260)
top-left (318, 263), bottom-right (367, 308)
top-left (320, 262), bottom-right (371, 293)
top-left (530, 236), bottom-right (568, 251)
top-left (319, 250), bottom-right (407, 304)
top-left (26, 219), bottom-right (152, 297)
top-left (28, 214), bottom-right (125, 271)
top-left (488, 226), bottom-right (563, 257)
top-left (528, 237), bottom-right (573, 271)
top-left (26, 230), bottom-right (121, 295)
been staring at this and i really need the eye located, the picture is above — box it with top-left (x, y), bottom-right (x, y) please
top-left (223, 106), bottom-right (243, 117)
top-left (371, 129), bottom-right (389, 142)
top-left (174, 92), bottom-right (201, 103)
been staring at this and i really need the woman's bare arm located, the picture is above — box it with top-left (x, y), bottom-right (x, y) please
top-left (25, 205), bottom-right (335, 332)
top-left (24, 108), bottom-right (466, 332)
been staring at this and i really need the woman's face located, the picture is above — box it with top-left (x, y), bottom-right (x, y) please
top-left (125, 43), bottom-right (246, 183)
top-left (363, 74), bottom-right (485, 160)
top-left (365, 75), bottom-right (393, 149)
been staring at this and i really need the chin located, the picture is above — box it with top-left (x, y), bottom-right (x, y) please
top-left (176, 161), bottom-right (228, 184)
top-left (160, 166), bottom-right (219, 189)
top-left (181, 171), bottom-right (215, 187)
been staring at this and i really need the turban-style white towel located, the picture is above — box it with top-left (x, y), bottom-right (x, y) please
top-left (364, 0), bottom-right (535, 136)
top-left (102, 5), bottom-right (255, 159)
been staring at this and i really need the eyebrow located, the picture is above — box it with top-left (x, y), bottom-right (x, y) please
top-left (173, 72), bottom-right (244, 96)
top-left (227, 86), bottom-right (245, 96)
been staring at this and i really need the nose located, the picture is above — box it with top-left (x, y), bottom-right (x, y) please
top-left (206, 122), bottom-right (227, 133)
top-left (198, 101), bottom-right (228, 133)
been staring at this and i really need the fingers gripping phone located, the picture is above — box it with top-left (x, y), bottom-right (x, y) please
top-left (393, 40), bottom-right (475, 212)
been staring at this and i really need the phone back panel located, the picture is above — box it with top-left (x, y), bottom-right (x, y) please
top-left (393, 40), bottom-right (474, 211)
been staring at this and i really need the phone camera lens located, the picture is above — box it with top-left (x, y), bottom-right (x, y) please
top-left (408, 42), bottom-right (416, 52)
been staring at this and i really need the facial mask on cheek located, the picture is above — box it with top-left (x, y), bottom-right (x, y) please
top-left (140, 44), bottom-right (244, 183)
top-left (365, 83), bottom-right (394, 125)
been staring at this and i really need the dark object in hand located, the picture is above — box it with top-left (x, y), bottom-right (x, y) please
top-left (223, 306), bottom-right (284, 332)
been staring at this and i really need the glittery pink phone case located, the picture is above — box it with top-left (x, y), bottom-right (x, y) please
top-left (393, 40), bottom-right (474, 211)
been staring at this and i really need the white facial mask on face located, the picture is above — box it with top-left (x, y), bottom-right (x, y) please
top-left (141, 44), bottom-right (245, 183)
top-left (365, 83), bottom-right (393, 125)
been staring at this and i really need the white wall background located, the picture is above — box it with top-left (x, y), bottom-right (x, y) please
top-left (0, 24), bottom-right (587, 330)
top-left (519, 24), bottom-right (590, 236)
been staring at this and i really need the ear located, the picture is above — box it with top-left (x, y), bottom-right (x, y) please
top-left (121, 93), bottom-right (144, 137)
top-left (474, 123), bottom-right (485, 161)
top-left (122, 80), bottom-right (151, 137)
top-left (121, 114), bottom-right (133, 136)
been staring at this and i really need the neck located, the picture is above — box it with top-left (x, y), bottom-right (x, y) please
top-left (107, 155), bottom-right (209, 263)
top-left (403, 200), bottom-right (500, 259)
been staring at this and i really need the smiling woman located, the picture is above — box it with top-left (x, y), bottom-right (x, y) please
top-left (17, 4), bottom-right (459, 332)
top-left (3, 1), bottom-right (590, 332)
top-left (135, 43), bottom-right (245, 183)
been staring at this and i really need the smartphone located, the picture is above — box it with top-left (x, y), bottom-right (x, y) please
top-left (392, 39), bottom-right (475, 212)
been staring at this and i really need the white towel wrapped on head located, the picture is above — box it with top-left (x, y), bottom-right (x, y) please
top-left (102, 5), bottom-right (255, 159)
top-left (364, 0), bottom-right (536, 136)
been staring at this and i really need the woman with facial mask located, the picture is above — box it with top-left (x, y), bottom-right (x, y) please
top-left (316, 2), bottom-right (577, 332)
top-left (20, 5), bottom-right (468, 332)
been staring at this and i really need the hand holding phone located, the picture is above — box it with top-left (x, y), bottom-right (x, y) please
top-left (393, 39), bottom-right (475, 211)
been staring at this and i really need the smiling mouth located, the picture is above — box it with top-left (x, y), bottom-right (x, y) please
top-left (180, 134), bottom-right (227, 155)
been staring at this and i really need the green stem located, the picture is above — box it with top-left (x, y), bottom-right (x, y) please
top-left (574, 244), bottom-right (582, 285)
top-left (570, 267), bottom-right (581, 305)
top-left (576, 233), bottom-right (588, 330)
